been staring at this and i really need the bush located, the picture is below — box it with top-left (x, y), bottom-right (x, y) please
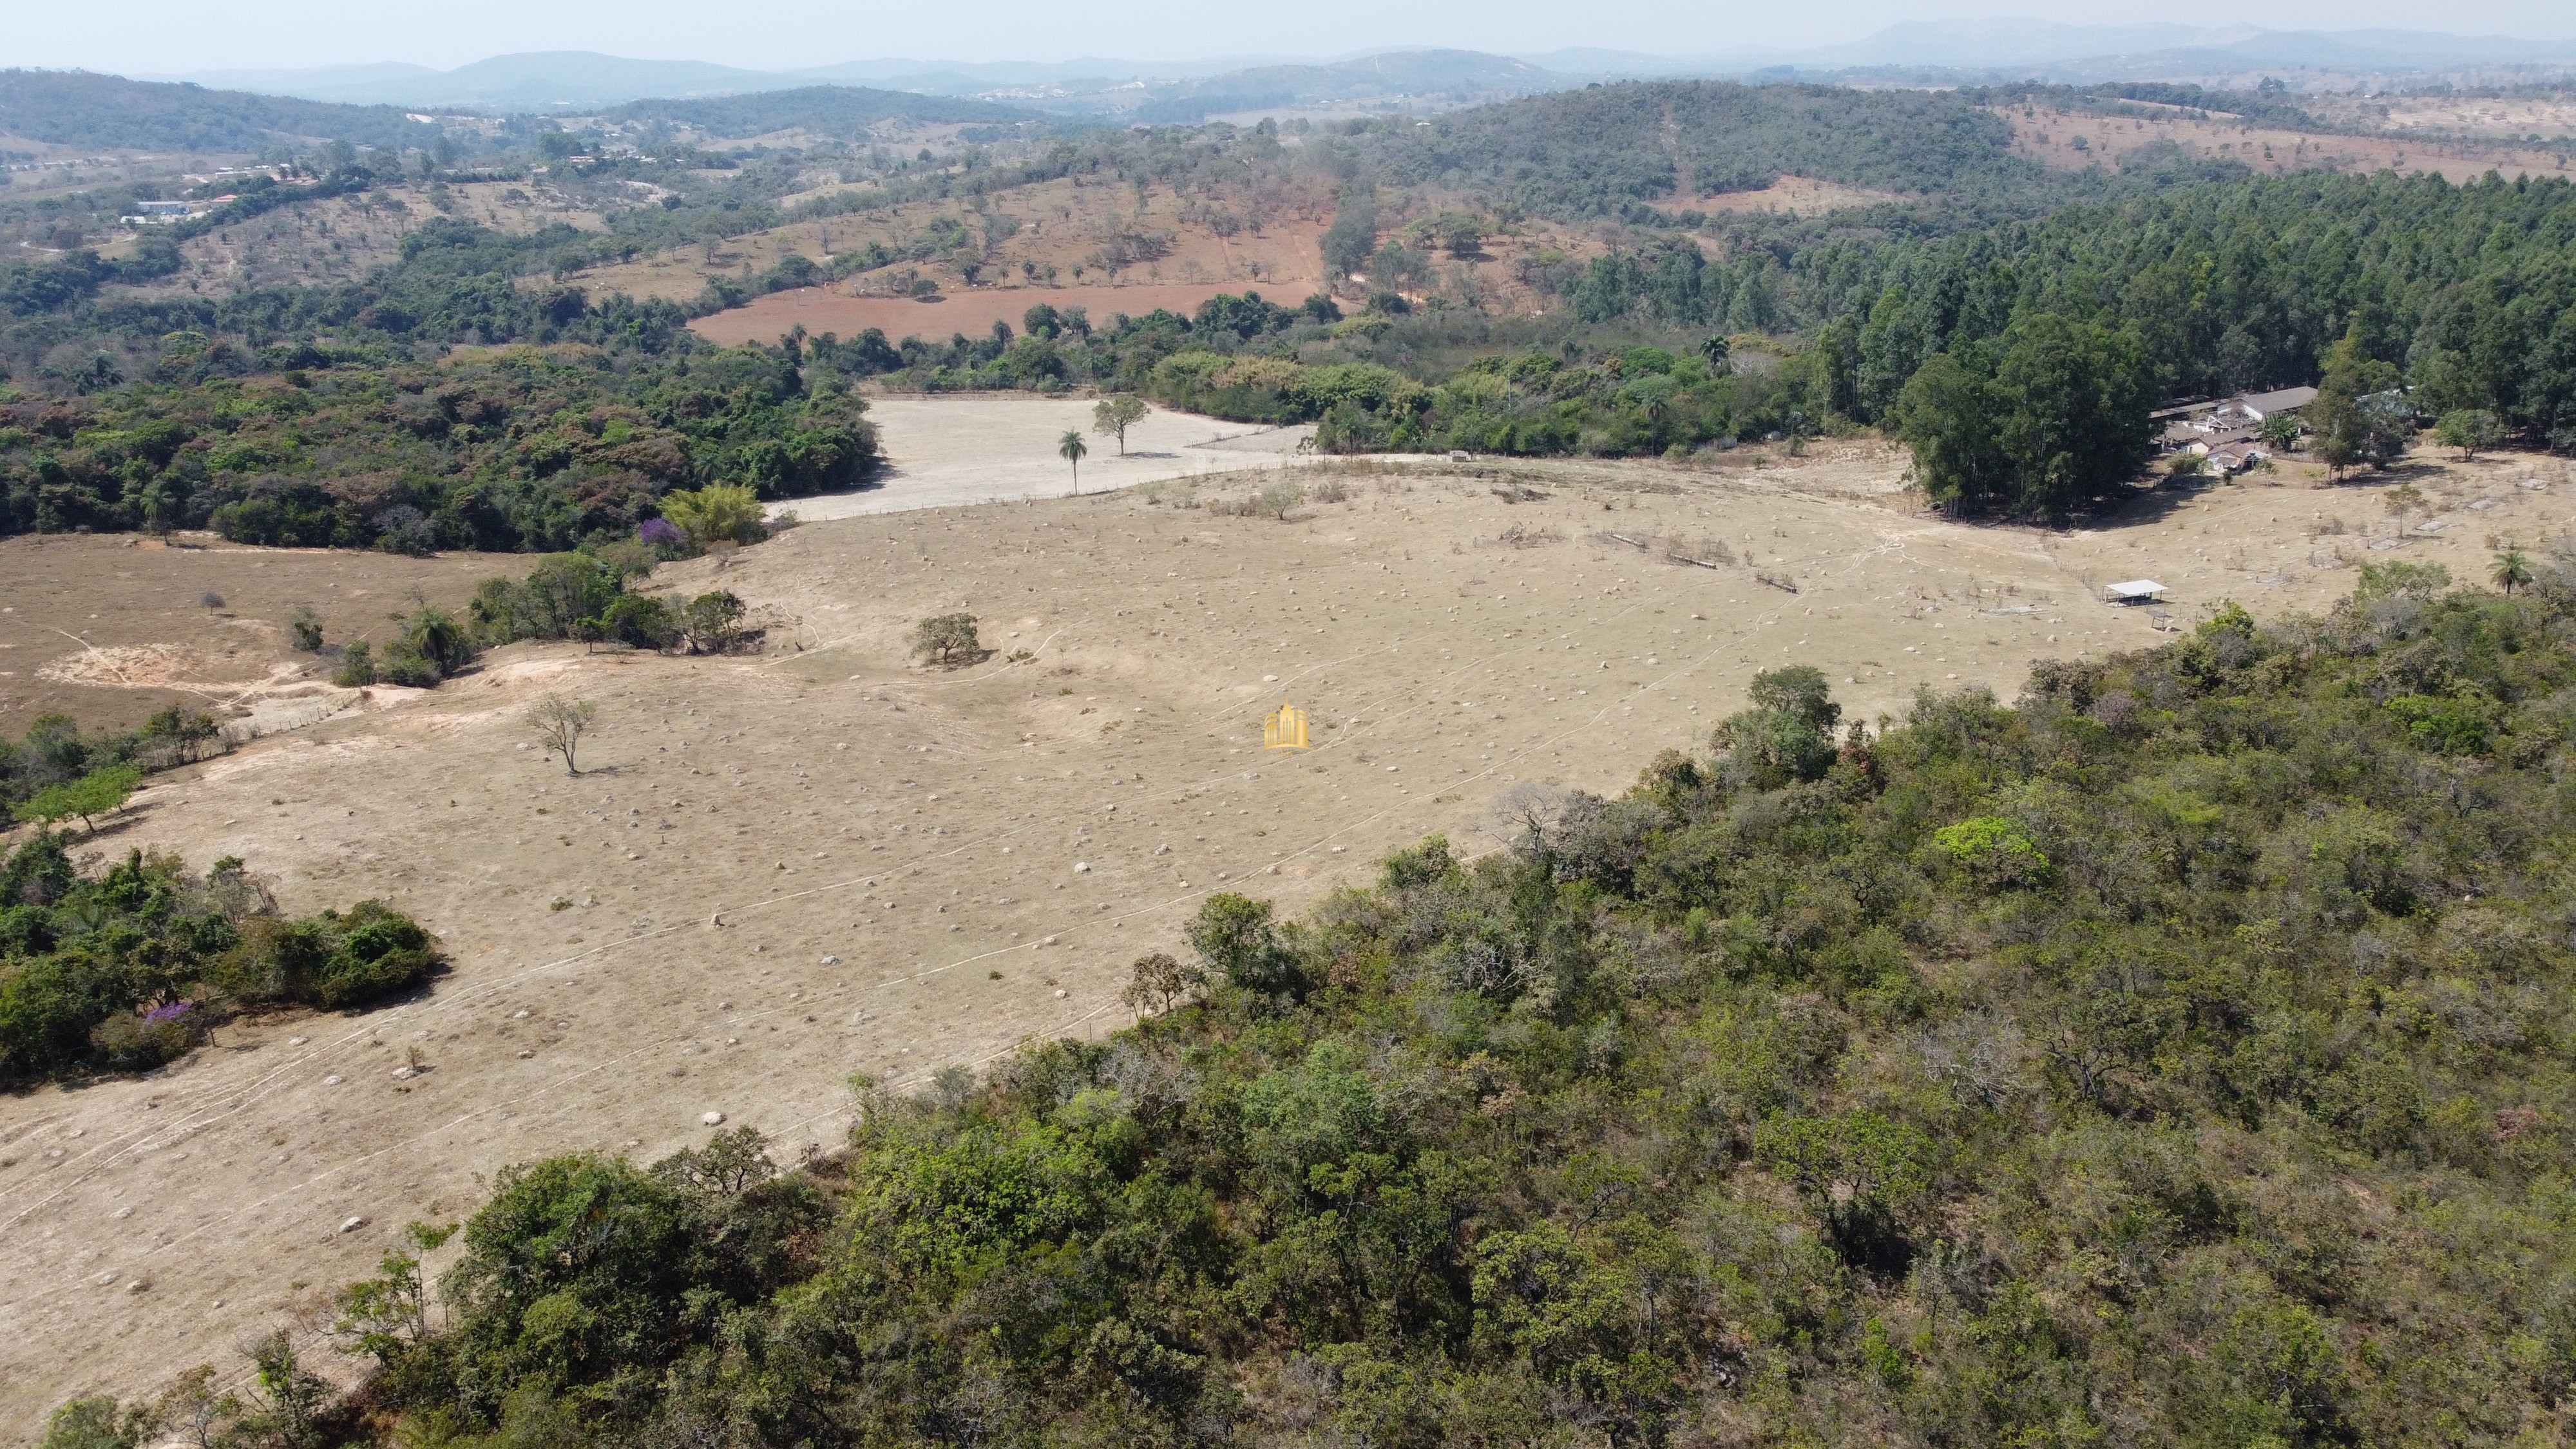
top-left (376, 641), bottom-right (443, 688)
top-left (88, 1004), bottom-right (197, 1072)
top-left (213, 900), bottom-right (441, 1011)
top-left (334, 641), bottom-right (377, 687)
top-left (680, 591), bottom-right (750, 653)
top-left (600, 592), bottom-right (680, 651)
top-left (659, 484), bottom-right (767, 547)
top-left (0, 845), bottom-right (437, 1082)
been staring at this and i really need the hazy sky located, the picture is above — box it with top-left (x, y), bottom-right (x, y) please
top-left (8, 0), bottom-right (2576, 74)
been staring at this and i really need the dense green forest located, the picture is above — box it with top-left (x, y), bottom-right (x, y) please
top-left (0, 332), bottom-right (875, 547)
top-left (50, 560), bottom-right (2576, 1446)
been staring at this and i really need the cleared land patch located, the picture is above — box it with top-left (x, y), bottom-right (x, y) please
top-left (6, 414), bottom-right (2575, 1420)
top-left (781, 397), bottom-right (1314, 518)
top-left (1994, 105), bottom-right (2575, 182)
top-left (691, 282), bottom-right (1291, 348)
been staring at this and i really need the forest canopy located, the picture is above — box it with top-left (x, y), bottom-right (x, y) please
top-left (0, 336), bottom-right (876, 549)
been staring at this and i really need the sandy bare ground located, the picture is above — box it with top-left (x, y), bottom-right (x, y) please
top-left (6, 432), bottom-right (2575, 1426)
top-left (787, 398), bottom-right (1316, 520)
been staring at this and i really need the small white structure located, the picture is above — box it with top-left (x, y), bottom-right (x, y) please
top-left (2104, 580), bottom-right (2168, 605)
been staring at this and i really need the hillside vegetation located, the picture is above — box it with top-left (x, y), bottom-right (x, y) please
top-left (0, 70), bottom-right (444, 153)
top-left (1366, 82), bottom-right (2052, 220)
top-left (0, 334), bottom-right (876, 548)
top-left (1, 81), bottom-right (2570, 520)
top-left (43, 562), bottom-right (2576, 1446)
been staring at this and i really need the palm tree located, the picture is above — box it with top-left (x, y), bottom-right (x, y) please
top-left (1058, 430), bottom-right (1087, 493)
top-left (2493, 549), bottom-right (2534, 595)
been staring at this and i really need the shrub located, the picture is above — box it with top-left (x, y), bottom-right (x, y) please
top-left (659, 484), bottom-right (767, 547)
top-left (1188, 893), bottom-right (1302, 999)
top-left (88, 1003), bottom-right (197, 1072)
top-left (912, 612), bottom-right (983, 667)
top-left (334, 641), bottom-right (377, 687)
top-left (214, 900), bottom-right (441, 1010)
top-left (680, 591), bottom-right (749, 653)
top-left (1929, 813), bottom-right (2051, 885)
top-left (403, 605), bottom-right (475, 674)
top-left (0, 845), bottom-right (437, 1082)
top-left (376, 641), bottom-right (443, 688)
top-left (600, 592), bottom-right (680, 651)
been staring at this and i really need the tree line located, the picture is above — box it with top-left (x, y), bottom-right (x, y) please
top-left (0, 334), bottom-right (876, 549)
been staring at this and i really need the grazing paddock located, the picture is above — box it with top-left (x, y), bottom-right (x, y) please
top-left (5, 417), bottom-right (2573, 1422)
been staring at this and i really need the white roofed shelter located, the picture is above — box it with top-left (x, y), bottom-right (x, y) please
top-left (2103, 580), bottom-right (2168, 604)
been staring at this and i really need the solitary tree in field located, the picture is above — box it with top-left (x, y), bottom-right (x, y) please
top-left (912, 612), bottom-right (984, 668)
top-left (2383, 483), bottom-right (2426, 542)
top-left (2494, 549), bottom-right (2535, 595)
top-left (1092, 393), bottom-right (1149, 455)
top-left (1058, 430), bottom-right (1087, 493)
top-left (529, 694), bottom-right (598, 777)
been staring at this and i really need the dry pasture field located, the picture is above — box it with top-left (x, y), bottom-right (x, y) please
top-left (0, 538), bottom-right (496, 734)
top-left (97, 181), bottom-right (611, 301)
top-left (6, 421), bottom-right (2576, 1424)
top-left (2358, 95), bottom-right (2576, 144)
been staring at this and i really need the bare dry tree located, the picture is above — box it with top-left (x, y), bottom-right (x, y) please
top-left (530, 694), bottom-right (598, 776)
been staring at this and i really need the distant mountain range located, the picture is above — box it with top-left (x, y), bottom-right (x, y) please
top-left (131, 21), bottom-right (2576, 118)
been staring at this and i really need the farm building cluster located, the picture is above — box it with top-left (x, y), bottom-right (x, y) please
top-left (2154, 385), bottom-right (2318, 475)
